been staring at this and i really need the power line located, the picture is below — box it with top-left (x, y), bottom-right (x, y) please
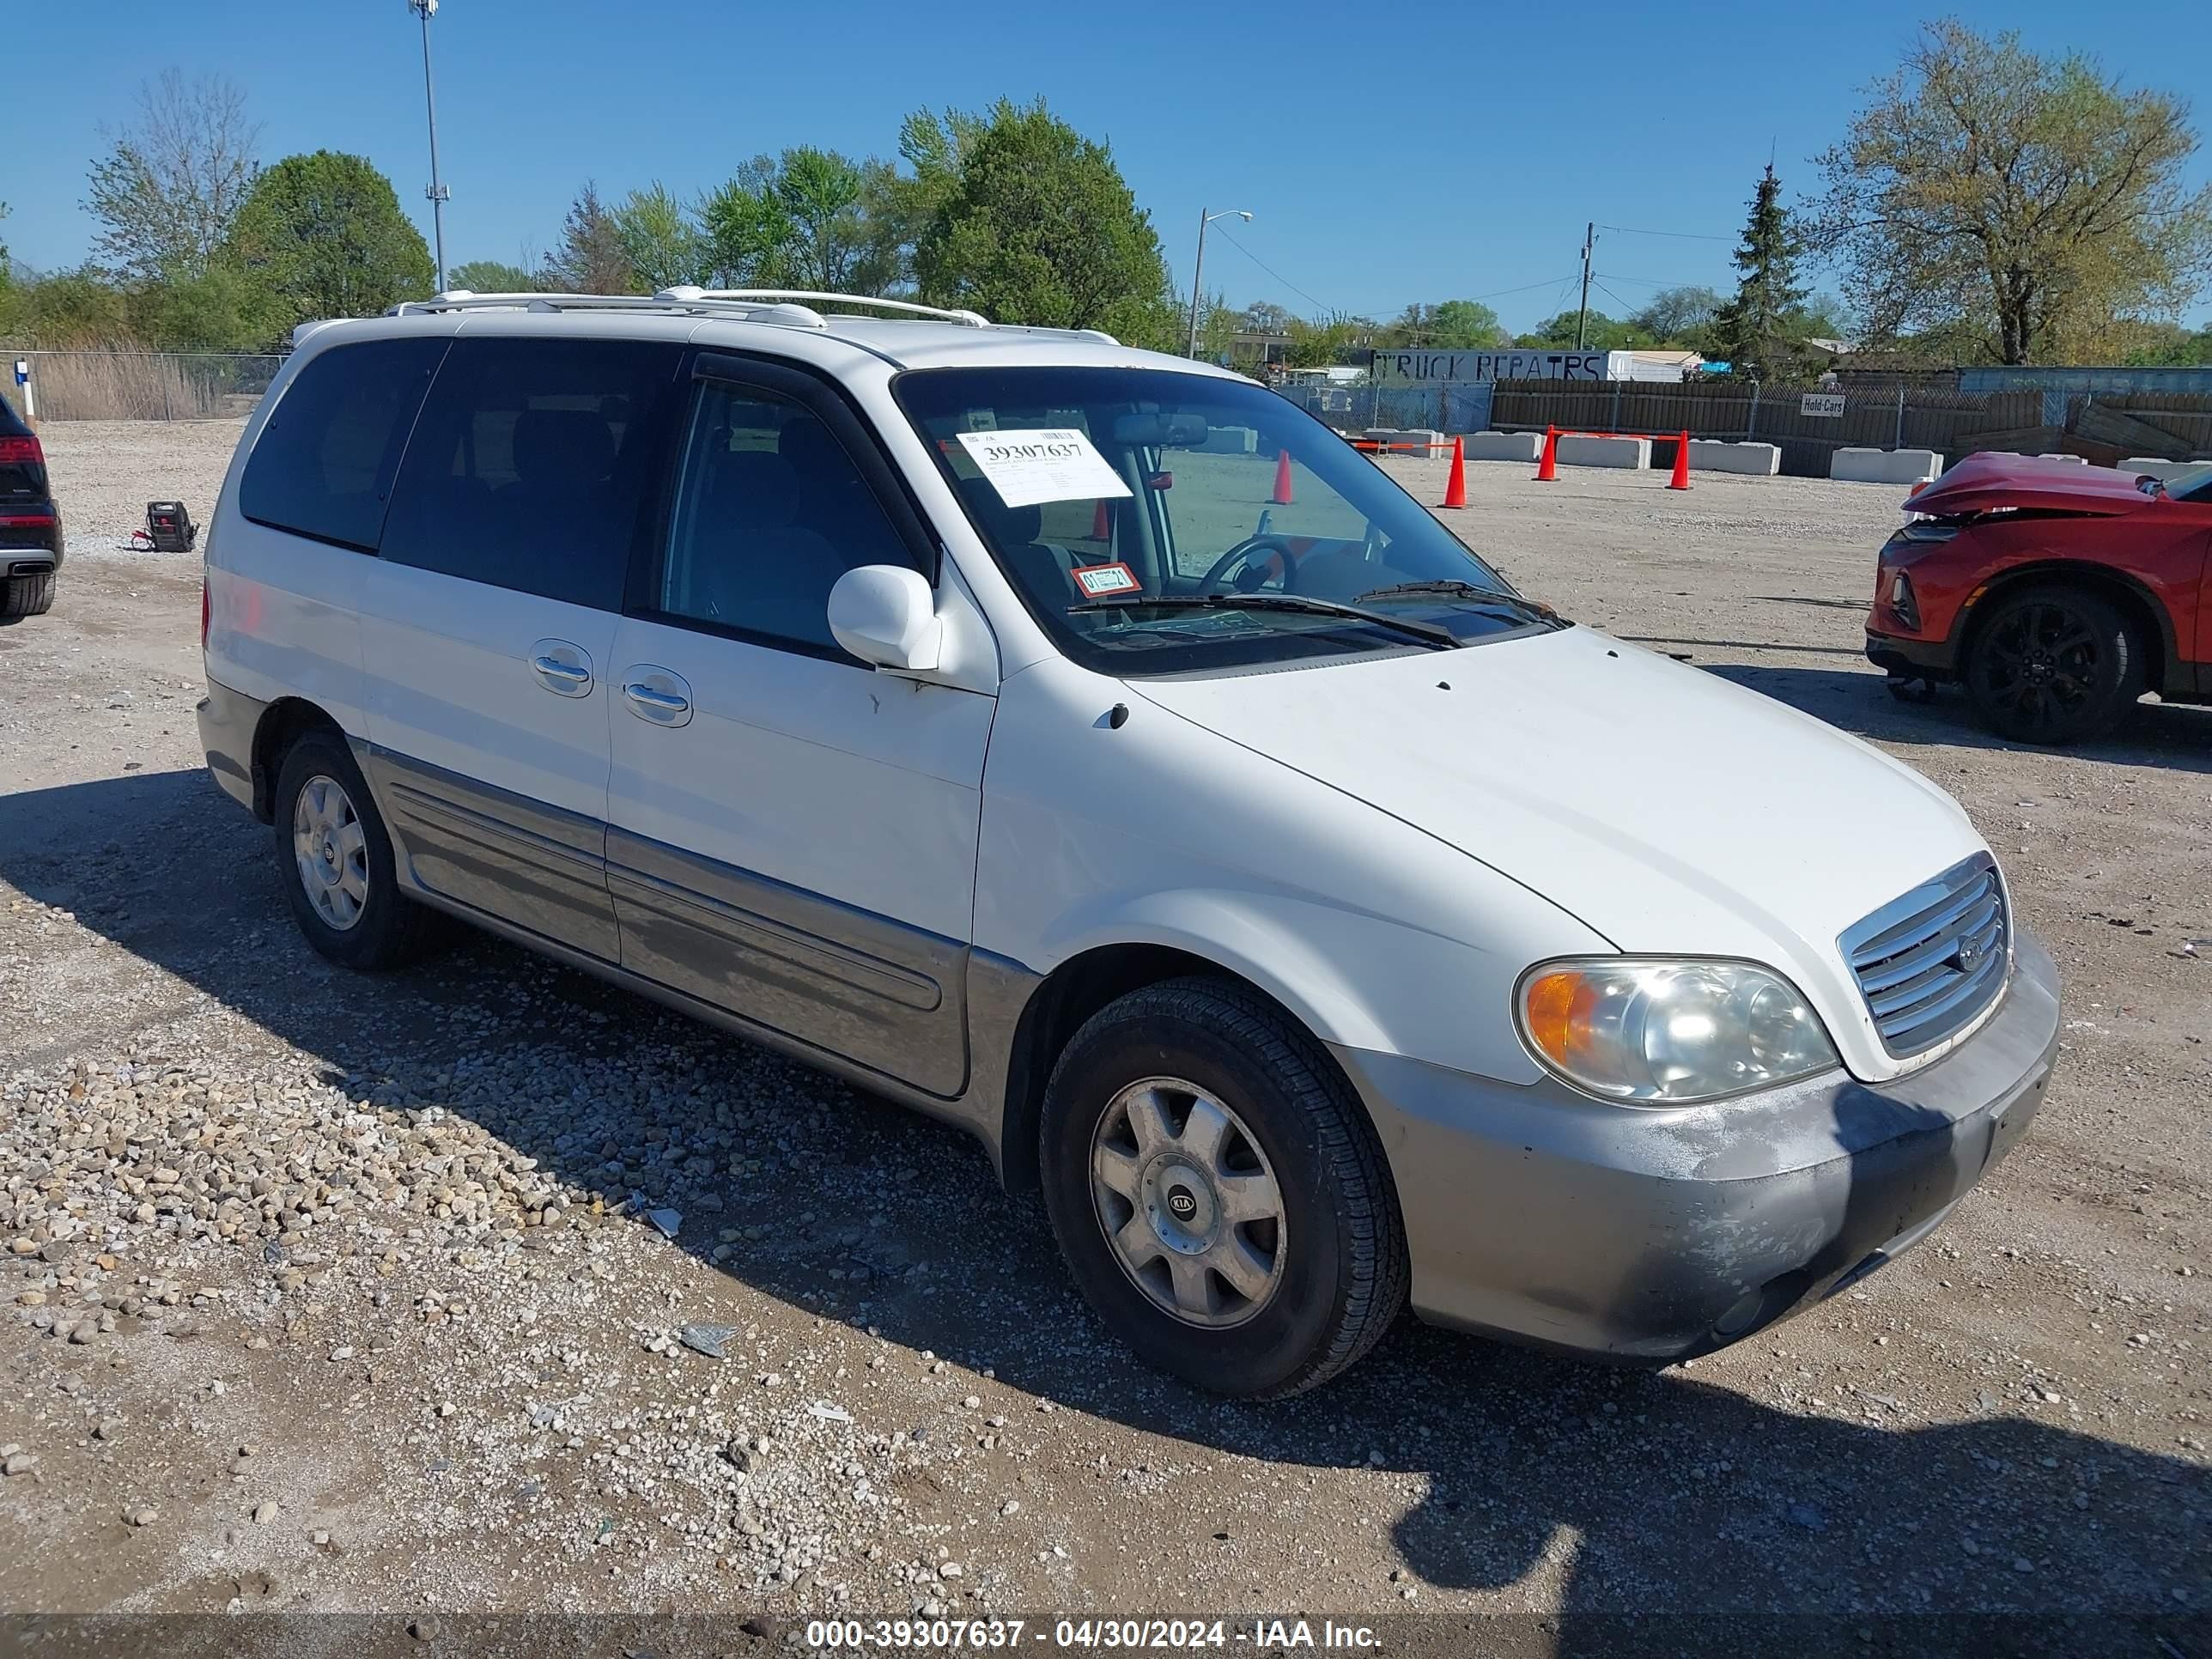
top-left (1597, 223), bottom-right (1733, 242)
top-left (1211, 226), bottom-right (1333, 317)
top-left (1594, 271), bottom-right (1722, 289)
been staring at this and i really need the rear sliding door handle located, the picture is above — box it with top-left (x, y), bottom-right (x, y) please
top-left (528, 638), bottom-right (595, 698)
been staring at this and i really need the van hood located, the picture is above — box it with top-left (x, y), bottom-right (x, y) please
top-left (1129, 626), bottom-right (1992, 1081)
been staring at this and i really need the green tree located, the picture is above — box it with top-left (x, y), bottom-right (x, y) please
top-left (1710, 165), bottom-right (1812, 378)
top-left (612, 184), bottom-right (708, 291)
top-left (3, 269), bottom-right (134, 344)
top-left (1629, 284), bottom-right (1723, 345)
top-left (702, 149), bottom-right (898, 294)
top-left (131, 263), bottom-right (285, 350)
top-left (1389, 300), bottom-right (1505, 349)
top-left (1516, 309), bottom-right (1652, 350)
top-left (1193, 291), bottom-right (1239, 363)
top-left (702, 160), bottom-right (793, 289)
top-left (544, 182), bottom-right (634, 295)
top-left (447, 258), bottom-right (538, 294)
top-left (915, 100), bottom-right (1178, 348)
top-left (83, 70), bottom-right (260, 285)
top-left (223, 151), bottom-right (434, 328)
top-left (1814, 20), bottom-right (2212, 365)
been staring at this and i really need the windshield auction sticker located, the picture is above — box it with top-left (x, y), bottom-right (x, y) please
top-left (955, 428), bottom-right (1133, 509)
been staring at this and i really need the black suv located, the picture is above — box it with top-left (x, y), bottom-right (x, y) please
top-left (0, 398), bottom-right (61, 623)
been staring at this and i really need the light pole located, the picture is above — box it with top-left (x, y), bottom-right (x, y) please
top-left (1187, 208), bottom-right (1252, 360)
top-left (409, 0), bottom-right (451, 293)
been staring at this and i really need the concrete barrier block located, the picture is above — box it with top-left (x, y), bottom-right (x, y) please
top-left (1365, 428), bottom-right (1444, 453)
top-left (1556, 434), bottom-right (1650, 469)
top-left (1462, 430), bottom-right (1543, 463)
top-left (2119, 456), bottom-right (2200, 480)
top-left (1686, 440), bottom-right (1781, 476)
top-left (1831, 447), bottom-right (1944, 484)
top-left (1198, 425), bottom-right (1258, 454)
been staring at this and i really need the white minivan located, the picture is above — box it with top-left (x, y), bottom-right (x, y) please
top-left (199, 289), bottom-right (2059, 1397)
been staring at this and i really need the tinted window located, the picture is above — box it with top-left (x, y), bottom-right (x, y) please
top-left (380, 337), bottom-right (684, 609)
top-left (240, 339), bottom-right (447, 550)
top-left (654, 380), bottom-right (917, 653)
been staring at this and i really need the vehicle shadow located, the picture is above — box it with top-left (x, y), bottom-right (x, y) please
top-left (2, 769), bottom-right (2204, 1654)
top-left (1689, 657), bottom-right (2212, 776)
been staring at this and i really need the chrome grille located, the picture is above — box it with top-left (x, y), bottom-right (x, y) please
top-left (1840, 854), bottom-right (2010, 1058)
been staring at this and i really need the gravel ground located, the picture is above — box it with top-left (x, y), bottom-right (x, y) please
top-left (1, 421), bottom-right (2207, 1655)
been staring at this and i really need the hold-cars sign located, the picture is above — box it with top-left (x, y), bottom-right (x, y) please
top-left (1800, 392), bottom-right (1846, 418)
top-left (1371, 349), bottom-right (1608, 386)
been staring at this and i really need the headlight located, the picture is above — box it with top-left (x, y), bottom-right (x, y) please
top-left (1517, 958), bottom-right (1840, 1105)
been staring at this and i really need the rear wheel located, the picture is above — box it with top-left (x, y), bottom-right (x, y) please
top-left (1964, 586), bottom-right (2142, 744)
top-left (272, 730), bottom-right (442, 969)
top-left (1037, 977), bottom-right (1407, 1398)
top-left (0, 569), bottom-right (55, 623)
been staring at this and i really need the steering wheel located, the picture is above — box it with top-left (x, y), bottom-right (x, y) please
top-left (1198, 533), bottom-right (1298, 595)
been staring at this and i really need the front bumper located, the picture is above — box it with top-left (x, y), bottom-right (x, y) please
top-left (1865, 628), bottom-right (1956, 680)
top-left (1334, 931), bottom-right (2060, 1362)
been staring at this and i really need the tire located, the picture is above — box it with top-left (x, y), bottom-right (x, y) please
top-left (271, 729), bottom-right (442, 970)
top-left (1964, 586), bottom-right (2144, 745)
top-left (0, 569), bottom-right (55, 623)
top-left (1037, 977), bottom-right (1408, 1398)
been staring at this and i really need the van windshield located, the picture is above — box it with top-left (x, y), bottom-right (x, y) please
top-left (894, 365), bottom-right (1559, 676)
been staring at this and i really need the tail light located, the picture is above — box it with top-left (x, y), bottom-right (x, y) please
top-left (0, 435), bottom-right (43, 467)
top-left (201, 583), bottom-right (211, 650)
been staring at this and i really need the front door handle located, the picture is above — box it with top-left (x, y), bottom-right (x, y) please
top-left (622, 665), bottom-right (694, 726)
top-left (528, 638), bottom-right (594, 697)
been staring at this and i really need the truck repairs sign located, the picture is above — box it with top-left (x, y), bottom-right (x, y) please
top-left (1371, 349), bottom-right (1607, 386)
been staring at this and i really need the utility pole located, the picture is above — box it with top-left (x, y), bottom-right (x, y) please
top-left (1574, 222), bottom-right (1595, 350)
top-left (410, 0), bottom-right (451, 294)
top-left (1186, 208), bottom-right (1253, 359)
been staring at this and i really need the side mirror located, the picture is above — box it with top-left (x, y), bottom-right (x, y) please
top-left (828, 565), bottom-right (944, 672)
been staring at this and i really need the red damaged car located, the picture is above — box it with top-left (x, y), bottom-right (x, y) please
top-left (1864, 453), bottom-right (2212, 744)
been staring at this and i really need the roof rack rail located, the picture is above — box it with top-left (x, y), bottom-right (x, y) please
top-left (659, 288), bottom-right (991, 327)
top-left (386, 288), bottom-right (994, 329)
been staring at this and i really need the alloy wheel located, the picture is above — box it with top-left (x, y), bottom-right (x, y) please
top-left (1090, 1077), bottom-right (1287, 1328)
top-left (292, 774), bottom-right (369, 932)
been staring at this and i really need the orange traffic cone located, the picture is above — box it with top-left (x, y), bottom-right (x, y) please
top-left (1439, 435), bottom-right (1468, 508)
top-left (1091, 497), bottom-right (1112, 541)
top-left (1668, 429), bottom-right (1691, 491)
top-left (1534, 426), bottom-right (1558, 482)
top-left (1271, 448), bottom-right (1294, 506)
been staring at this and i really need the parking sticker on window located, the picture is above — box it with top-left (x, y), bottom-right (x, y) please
top-left (954, 428), bottom-right (1133, 509)
top-left (1072, 562), bottom-right (1140, 599)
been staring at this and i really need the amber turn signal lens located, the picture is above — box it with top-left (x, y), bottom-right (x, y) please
top-left (1522, 968), bottom-right (1601, 1070)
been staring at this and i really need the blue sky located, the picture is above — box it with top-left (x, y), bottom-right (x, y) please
top-left (9, 0), bottom-right (2211, 332)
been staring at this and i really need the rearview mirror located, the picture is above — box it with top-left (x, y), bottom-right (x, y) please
top-left (828, 565), bottom-right (944, 672)
top-left (1109, 410), bottom-right (1209, 448)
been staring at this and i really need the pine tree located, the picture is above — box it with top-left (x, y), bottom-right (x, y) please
top-left (1711, 165), bottom-right (1810, 380)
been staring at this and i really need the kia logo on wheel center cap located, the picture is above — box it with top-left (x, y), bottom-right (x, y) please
top-left (1167, 1188), bottom-right (1199, 1220)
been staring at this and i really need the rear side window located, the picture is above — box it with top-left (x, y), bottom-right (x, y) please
top-left (240, 339), bottom-right (448, 550)
top-left (380, 336), bottom-right (684, 610)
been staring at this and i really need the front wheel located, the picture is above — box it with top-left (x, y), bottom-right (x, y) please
top-left (1963, 586), bottom-right (2143, 744)
top-left (1037, 978), bottom-right (1407, 1398)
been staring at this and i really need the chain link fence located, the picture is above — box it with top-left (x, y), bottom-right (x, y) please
top-left (2, 351), bottom-right (286, 422)
top-left (1276, 373), bottom-right (2212, 478)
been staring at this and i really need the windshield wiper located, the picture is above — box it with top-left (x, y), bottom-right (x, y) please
top-left (1354, 579), bottom-right (1562, 623)
top-left (1067, 592), bottom-right (1462, 648)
